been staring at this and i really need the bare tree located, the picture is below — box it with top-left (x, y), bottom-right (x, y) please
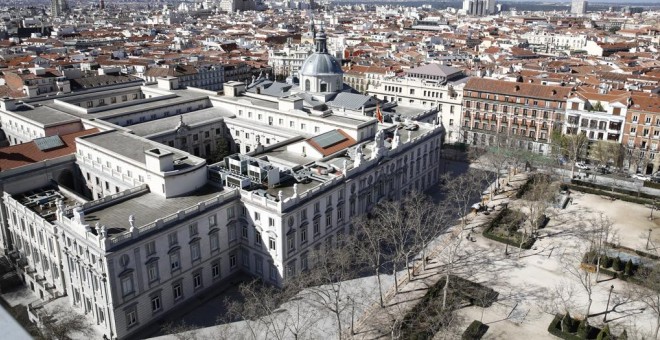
top-left (162, 321), bottom-right (204, 340)
top-left (517, 175), bottom-right (557, 258)
top-left (560, 215), bottom-right (614, 324)
top-left (553, 133), bottom-right (589, 178)
top-left (224, 280), bottom-right (291, 340)
top-left (354, 215), bottom-right (387, 307)
top-left (561, 242), bottom-right (596, 324)
top-left (293, 234), bottom-right (359, 340)
top-left (633, 264), bottom-right (660, 339)
top-left (437, 169), bottom-right (490, 309)
top-left (37, 307), bottom-right (94, 340)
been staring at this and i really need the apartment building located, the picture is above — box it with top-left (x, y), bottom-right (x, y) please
top-left (461, 78), bottom-right (572, 155)
top-left (564, 89), bottom-right (627, 143)
top-left (621, 93), bottom-right (660, 174)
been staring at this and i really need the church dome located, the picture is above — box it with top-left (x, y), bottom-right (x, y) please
top-left (300, 53), bottom-right (343, 77)
top-left (299, 30), bottom-right (343, 77)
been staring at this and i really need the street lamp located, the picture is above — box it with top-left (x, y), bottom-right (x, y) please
top-left (603, 285), bottom-right (614, 322)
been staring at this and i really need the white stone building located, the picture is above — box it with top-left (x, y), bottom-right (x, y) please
top-left (0, 30), bottom-right (445, 340)
top-left (368, 64), bottom-right (467, 144)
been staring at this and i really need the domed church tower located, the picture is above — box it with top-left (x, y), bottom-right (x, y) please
top-left (299, 27), bottom-right (343, 94)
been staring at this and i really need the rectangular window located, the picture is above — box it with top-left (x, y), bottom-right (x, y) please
top-left (314, 220), bottom-right (320, 235)
top-left (255, 257), bottom-right (263, 274)
top-left (209, 215), bottom-right (217, 227)
top-left (254, 212), bottom-right (260, 221)
top-left (210, 231), bottom-right (219, 251)
top-left (126, 308), bottom-right (137, 327)
top-left (255, 231), bottom-right (262, 245)
top-left (170, 252), bottom-right (180, 271)
top-left (147, 262), bottom-right (159, 282)
top-left (300, 209), bottom-right (307, 221)
top-left (173, 283), bottom-right (182, 300)
top-left (121, 276), bottom-right (134, 296)
top-left (230, 254), bottom-right (237, 268)
top-left (242, 252), bottom-right (249, 267)
top-left (227, 207), bottom-right (234, 219)
top-left (189, 223), bottom-right (198, 237)
top-left (151, 295), bottom-right (161, 312)
top-left (168, 232), bottom-right (178, 247)
top-left (191, 242), bottom-right (201, 262)
top-left (212, 262), bottom-right (220, 278)
top-left (300, 228), bottom-right (307, 243)
top-left (269, 238), bottom-right (276, 251)
top-left (268, 217), bottom-right (275, 227)
top-left (193, 273), bottom-right (202, 289)
top-left (242, 225), bottom-right (248, 239)
top-left (326, 214), bottom-right (332, 229)
top-left (270, 264), bottom-right (277, 280)
top-left (288, 236), bottom-right (295, 252)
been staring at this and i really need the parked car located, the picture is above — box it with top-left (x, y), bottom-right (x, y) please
top-left (575, 162), bottom-right (590, 170)
top-left (633, 173), bottom-right (651, 181)
top-left (596, 166), bottom-right (611, 174)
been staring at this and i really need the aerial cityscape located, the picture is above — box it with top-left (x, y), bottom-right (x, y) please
top-left (0, 0), bottom-right (658, 339)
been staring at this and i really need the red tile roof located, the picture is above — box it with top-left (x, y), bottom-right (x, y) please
top-left (464, 78), bottom-right (572, 100)
top-left (0, 129), bottom-right (99, 171)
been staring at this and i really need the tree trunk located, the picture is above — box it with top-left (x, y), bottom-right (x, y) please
top-left (655, 313), bottom-right (660, 340)
top-left (336, 310), bottom-right (343, 340)
top-left (375, 268), bottom-right (384, 307)
top-left (422, 247), bottom-right (427, 270)
top-left (442, 273), bottom-right (450, 310)
top-left (596, 255), bottom-right (601, 282)
top-left (406, 254), bottom-right (412, 280)
top-left (393, 266), bottom-right (398, 294)
top-left (585, 297), bottom-right (592, 319)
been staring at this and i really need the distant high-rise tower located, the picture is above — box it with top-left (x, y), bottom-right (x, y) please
top-left (100, 0), bottom-right (105, 9)
top-left (571, 0), bottom-right (587, 15)
top-left (463, 0), bottom-right (496, 16)
top-left (51, 0), bottom-right (69, 17)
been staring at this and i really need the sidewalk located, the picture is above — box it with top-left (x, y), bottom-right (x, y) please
top-left (349, 175), bottom-right (529, 339)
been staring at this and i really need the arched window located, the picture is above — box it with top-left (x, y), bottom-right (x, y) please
top-left (305, 79), bottom-right (310, 91)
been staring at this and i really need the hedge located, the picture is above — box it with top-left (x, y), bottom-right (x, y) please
top-left (482, 208), bottom-right (537, 249)
top-left (401, 275), bottom-right (499, 339)
top-left (568, 184), bottom-right (654, 205)
top-left (604, 242), bottom-right (660, 261)
top-left (571, 179), bottom-right (659, 200)
top-left (462, 320), bottom-right (489, 340)
top-left (547, 313), bottom-right (609, 340)
top-left (644, 181), bottom-right (660, 190)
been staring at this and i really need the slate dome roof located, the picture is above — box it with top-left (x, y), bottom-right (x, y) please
top-left (300, 53), bottom-right (343, 76)
top-left (299, 30), bottom-right (343, 77)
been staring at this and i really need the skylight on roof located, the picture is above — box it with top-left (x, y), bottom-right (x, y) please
top-left (311, 130), bottom-right (347, 149)
top-left (34, 135), bottom-right (64, 151)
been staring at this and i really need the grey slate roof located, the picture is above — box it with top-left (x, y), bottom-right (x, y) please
top-left (247, 81), bottom-right (293, 97)
top-left (405, 63), bottom-right (462, 77)
top-left (327, 92), bottom-right (374, 110)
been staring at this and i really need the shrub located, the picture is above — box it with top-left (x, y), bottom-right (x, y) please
top-left (600, 254), bottom-right (612, 268)
top-left (612, 257), bottom-right (623, 271)
top-left (624, 259), bottom-right (634, 276)
top-left (462, 320), bottom-right (489, 340)
top-left (561, 312), bottom-right (575, 333)
top-left (619, 329), bottom-right (628, 340)
top-left (597, 324), bottom-right (611, 340)
top-left (577, 319), bottom-right (588, 338)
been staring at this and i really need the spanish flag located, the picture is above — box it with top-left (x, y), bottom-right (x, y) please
top-left (375, 103), bottom-right (383, 123)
